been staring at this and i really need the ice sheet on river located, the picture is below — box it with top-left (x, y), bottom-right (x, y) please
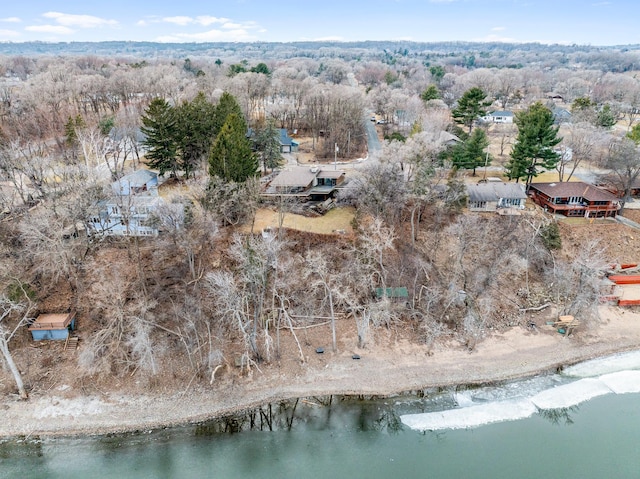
top-left (562, 350), bottom-right (640, 377)
top-left (401, 399), bottom-right (538, 431)
top-left (529, 378), bottom-right (612, 409)
top-left (401, 366), bottom-right (640, 431)
top-left (599, 370), bottom-right (640, 394)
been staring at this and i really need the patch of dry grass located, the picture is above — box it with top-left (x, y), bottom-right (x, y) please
top-left (244, 207), bottom-right (355, 235)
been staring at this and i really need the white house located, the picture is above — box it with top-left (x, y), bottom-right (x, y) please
top-left (88, 170), bottom-right (161, 237)
top-left (467, 182), bottom-right (527, 212)
top-left (482, 111), bottom-right (514, 124)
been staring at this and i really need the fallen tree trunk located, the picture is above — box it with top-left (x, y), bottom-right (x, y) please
top-left (519, 303), bottom-right (551, 313)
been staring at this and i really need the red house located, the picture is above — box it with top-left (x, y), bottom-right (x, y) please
top-left (528, 182), bottom-right (620, 218)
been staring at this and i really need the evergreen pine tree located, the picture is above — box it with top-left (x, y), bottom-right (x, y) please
top-left (209, 113), bottom-right (258, 182)
top-left (451, 128), bottom-right (490, 176)
top-left (505, 102), bottom-right (562, 186)
top-left (213, 92), bottom-right (244, 137)
top-left (452, 87), bottom-right (492, 133)
top-left (175, 92), bottom-right (216, 179)
top-left (141, 98), bottom-right (179, 176)
top-left (254, 120), bottom-right (284, 174)
top-left (420, 84), bottom-right (440, 103)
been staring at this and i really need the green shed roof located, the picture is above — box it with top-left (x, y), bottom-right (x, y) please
top-left (375, 287), bottom-right (409, 299)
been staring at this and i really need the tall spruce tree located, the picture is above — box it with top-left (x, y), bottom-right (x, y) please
top-left (213, 92), bottom-right (244, 137)
top-left (141, 98), bottom-right (179, 176)
top-left (254, 120), bottom-right (284, 174)
top-left (175, 92), bottom-right (216, 179)
top-left (209, 113), bottom-right (258, 182)
top-left (505, 102), bottom-right (562, 186)
top-left (452, 87), bottom-right (492, 133)
top-left (451, 128), bottom-right (490, 176)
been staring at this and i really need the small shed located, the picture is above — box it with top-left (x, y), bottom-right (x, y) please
top-left (29, 312), bottom-right (76, 341)
top-left (375, 287), bottom-right (409, 302)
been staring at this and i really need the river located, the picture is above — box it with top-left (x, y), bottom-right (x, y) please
top-left (2, 351), bottom-right (640, 479)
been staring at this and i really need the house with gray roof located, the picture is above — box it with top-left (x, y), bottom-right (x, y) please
top-left (552, 108), bottom-right (572, 125)
top-left (467, 182), bottom-right (527, 212)
top-left (264, 166), bottom-right (345, 200)
top-left (111, 169), bottom-right (158, 196)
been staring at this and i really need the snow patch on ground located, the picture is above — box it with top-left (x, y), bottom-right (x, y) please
top-left (34, 397), bottom-right (108, 419)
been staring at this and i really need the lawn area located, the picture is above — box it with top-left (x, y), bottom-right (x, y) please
top-left (244, 206), bottom-right (355, 235)
top-left (531, 171), bottom-right (580, 183)
top-left (558, 216), bottom-right (617, 225)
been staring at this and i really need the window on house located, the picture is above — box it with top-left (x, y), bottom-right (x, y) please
top-left (469, 201), bottom-right (486, 209)
top-left (501, 198), bottom-right (520, 207)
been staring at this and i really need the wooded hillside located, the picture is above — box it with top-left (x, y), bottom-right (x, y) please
top-left (1, 41), bottom-right (639, 398)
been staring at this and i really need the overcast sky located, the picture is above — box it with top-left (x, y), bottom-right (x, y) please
top-left (0, 0), bottom-right (637, 46)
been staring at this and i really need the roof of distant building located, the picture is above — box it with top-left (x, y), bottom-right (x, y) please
top-left (269, 167), bottom-right (317, 188)
top-left (114, 169), bottom-right (157, 188)
top-left (529, 182), bottom-right (618, 202)
top-left (467, 182), bottom-right (527, 202)
top-left (488, 110), bottom-right (514, 117)
top-left (279, 129), bottom-right (293, 146)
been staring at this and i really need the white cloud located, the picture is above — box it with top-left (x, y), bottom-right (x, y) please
top-left (154, 15), bottom-right (263, 41)
top-left (491, 26), bottom-right (506, 32)
top-left (163, 16), bottom-right (193, 26)
top-left (222, 22), bottom-right (244, 29)
top-left (136, 20), bottom-right (149, 27)
top-left (0, 17), bottom-right (21, 23)
top-left (42, 12), bottom-right (118, 28)
top-left (0, 29), bottom-right (20, 38)
top-left (160, 15), bottom-right (248, 30)
top-left (195, 16), bottom-right (229, 26)
top-left (25, 25), bottom-right (74, 34)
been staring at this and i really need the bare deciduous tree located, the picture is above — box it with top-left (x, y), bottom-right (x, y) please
top-left (0, 289), bottom-right (35, 399)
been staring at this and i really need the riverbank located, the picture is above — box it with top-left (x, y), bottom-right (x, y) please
top-left (2, 306), bottom-right (640, 439)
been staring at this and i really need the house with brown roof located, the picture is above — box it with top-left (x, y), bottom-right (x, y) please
top-left (528, 182), bottom-right (620, 218)
top-left (264, 166), bottom-right (346, 200)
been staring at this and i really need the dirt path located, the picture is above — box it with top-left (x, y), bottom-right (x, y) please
top-left (2, 306), bottom-right (640, 438)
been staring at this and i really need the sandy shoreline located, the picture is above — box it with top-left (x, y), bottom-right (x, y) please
top-left (2, 306), bottom-right (640, 439)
